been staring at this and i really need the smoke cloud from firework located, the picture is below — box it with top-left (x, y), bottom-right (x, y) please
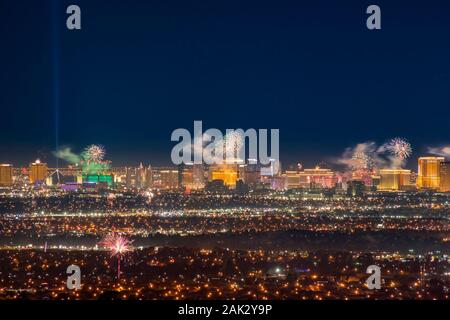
top-left (352, 153), bottom-right (374, 170)
top-left (427, 146), bottom-right (450, 159)
top-left (53, 145), bottom-right (110, 175)
top-left (53, 147), bottom-right (82, 164)
top-left (377, 138), bottom-right (412, 169)
top-left (192, 131), bottom-right (245, 164)
top-left (335, 141), bottom-right (387, 170)
top-left (335, 138), bottom-right (414, 170)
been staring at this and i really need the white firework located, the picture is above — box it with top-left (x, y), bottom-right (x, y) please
top-left (207, 131), bottom-right (244, 163)
top-left (225, 131), bottom-right (244, 153)
top-left (387, 138), bottom-right (412, 161)
top-left (84, 144), bottom-right (106, 163)
top-left (351, 152), bottom-right (374, 170)
top-left (216, 131), bottom-right (244, 163)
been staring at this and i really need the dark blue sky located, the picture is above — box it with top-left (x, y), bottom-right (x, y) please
top-left (1, 0), bottom-right (449, 167)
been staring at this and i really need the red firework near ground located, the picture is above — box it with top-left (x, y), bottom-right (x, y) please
top-left (99, 233), bottom-right (133, 280)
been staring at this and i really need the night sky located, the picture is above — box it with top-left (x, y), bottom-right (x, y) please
top-left (1, 0), bottom-right (449, 168)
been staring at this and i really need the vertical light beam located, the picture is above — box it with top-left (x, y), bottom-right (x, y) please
top-left (52, 0), bottom-right (60, 171)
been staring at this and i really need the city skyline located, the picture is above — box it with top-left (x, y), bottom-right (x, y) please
top-left (1, 139), bottom-right (449, 170)
top-left (2, 146), bottom-right (450, 194)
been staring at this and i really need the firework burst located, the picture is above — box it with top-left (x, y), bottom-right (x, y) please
top-left (224, 131), bottom-right (244, 160)
top-left (225, 131), bottom-right (244, 150)
top-left (351, 151), bottom-right (375, 170)
top-left (99, 233), bottom-right (133, 279)
top-left (387, 138), bottom-right (412, 161)
top-left (84, 144), bottom-right (106, 163)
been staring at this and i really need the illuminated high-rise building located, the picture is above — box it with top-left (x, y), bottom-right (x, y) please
top-left (83, 174), bottom-right (114, 187)
top-left (347, 180), bottom-right (366, 197)
top-left (181, 163), bottom-right (205, 190)
top-left (136, 163), bottom-right (151, 188)
top-left (439, 162), bottom-right (450, 192)
top-left (110, 167), bottom-right (126, 184)
top-left (238, 164), bottom-right (246, 181)
top-left (124, 163), bottom-right (152, 188)
top-left (145, 164), bottom-right (153, 187)
top-left (269, 175), bottom-right (287, 190)
top-left (299, 167), bottom-right (337, 189)
top-left (192, 164), bottom-right (204, 189)
top-left (378, 169), bottom-right (412, 191)
top-left (0, 164), bottom-right (13, 186)
top-left (285, 170), bottom-right (300, 189)
top-left (244, 159), bottom-right (261, 187)
top-left (209, 164), bottom-right (238, 188)
top-left (29, 159), bottom-right (48, 184)
top-left (417, 157), bottom-right (444, 190)
top-left (152, 167), bottom-right (179, 189)
top-left (125, 167), bottom-right (135, 187)
top-left (181, 164), bottom-right (193, 189)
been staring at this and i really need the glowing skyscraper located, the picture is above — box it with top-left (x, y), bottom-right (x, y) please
top-left (209, 164), bottom-right (238, 188)
top-left (299, 167), bottom-right (337, 189)
top-left (378, 169), bottom-right (413, 191)
top-left (439, 162), bottom-right (450, 192)
top-left (29, 159), bottom-right (48, 184)
top-left (0, 164), bottom-right (13, 186)
top-left (417, 157), bottom-right (444, 190)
